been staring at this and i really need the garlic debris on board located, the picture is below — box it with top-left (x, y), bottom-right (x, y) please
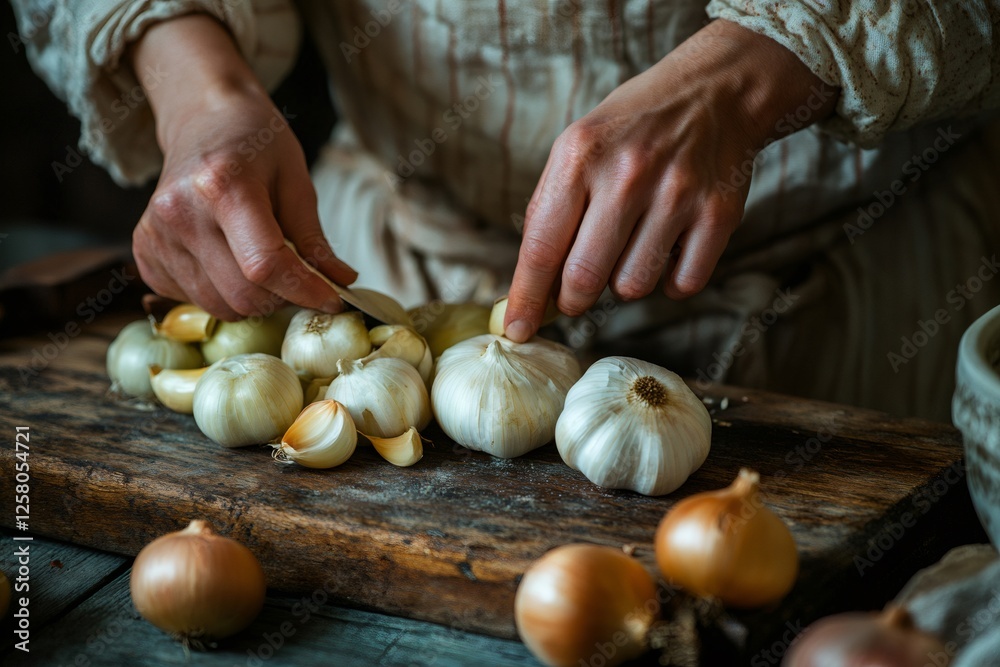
top-left (431, 334), bottom-right (581, 458)
top-left (107, 320), bottom-right (203, 399)
top-left (149, 365), bottom-right (208, 414)
top-left (324, 357), bottom-right (431, 438)
top-left (556, 357), bottom-right (711, 496)
top-left (193, 353), bottom-right (303, 448)
top-left (365, 325), bottom-right (434, 384)
top-left (363, 427), bottom-right (423, 467)
top-left (274, 400), bottom-right (357, 468)
top-left (281, 309), bottom-right (371, 380)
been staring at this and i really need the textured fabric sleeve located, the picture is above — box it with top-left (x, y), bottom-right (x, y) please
top-left (705, 1), bottom-right (999, 147)
top-left (9, 0), bottom-right (300, 185)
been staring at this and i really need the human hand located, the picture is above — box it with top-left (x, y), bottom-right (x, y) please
top-left (130, 15), bottom-right (356, 320)
top-left (504, 19), bottom-right (836, 342)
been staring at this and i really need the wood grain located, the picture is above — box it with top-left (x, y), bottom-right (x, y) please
top-left (0, 313), bottom-right (986, 661)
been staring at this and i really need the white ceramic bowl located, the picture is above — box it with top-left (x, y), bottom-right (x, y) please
top-left (954, 303), bottom-right (1000, 546)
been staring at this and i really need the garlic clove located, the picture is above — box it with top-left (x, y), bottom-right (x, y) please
top-left (153, 304), bottom-right (217, 343)
top-left (107, 320), bottom-right (204, 399)
top-left (149, 365), bottom-right (208, 414)
top-left (369, 324), bottom-right (409, 347)
top-left (274, 399), bottom-right (357, 468)
top-left (281, 309), bottom-right (371, 380)
top-left (302, 376), bottom-right (336, 404)
top-left (325, 357), bottom-right (431, 438)
top-left (488, 296), bottom-right (560, 337)
top-left (364, 327), bottom-right (434, 385)
top-left (556, 357), bottom-right (711, 496)
top-left (362, 427), bottom-right (423, 467)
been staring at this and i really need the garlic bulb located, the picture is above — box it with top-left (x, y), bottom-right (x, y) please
top-left (274, 400), bottom-right (357, 468)
top-left (431, 334), bottom-right (581, 458)
top-left (107, 320), bottom-right (203, 399)
top-left (193, 353), bottom-right (303, 448)
top-left (149, 366), bottom-right (208, 414)
top-left (364, 427), bottom-right (423, 467)
top-left (281, 309), bottom-right (371, 379)
top-left (556, 357), bottom-right (711, 496)
top-left (154, 304), bottom-right (217, 342)
top-left (324, 357), bottom-right (431, 438)
top-left (201, 307), bottom-right (295, 364)
top-left (409, 302), bottom-right (491, 357)
top-left (365, 326), bottom-right (434, 384)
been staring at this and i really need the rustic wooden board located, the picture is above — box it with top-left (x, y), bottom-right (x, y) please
top-left (0, 313), bottom-right (986, 661)
top-left (2, 536), bottom-right (537, 667)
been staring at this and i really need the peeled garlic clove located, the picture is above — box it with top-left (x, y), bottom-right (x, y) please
top-left (325, 357), bottom-right (431, 438)
top-left (274, 400), bottom-right (357, 468)
top-left (149, 365), bottom-right (207, 414)
top-left (107, 320), bottom-right (204, 399)
top-left (408, 302), bottom-right (491, 357)
top-left (193, 353), bottom-right (304, 448)
top-left (281, 309), bottom-right (371, 380)
top-left (362, 427), bottom-right (423, 467)
top-left (488, 296), bottom-right (559, 337)
top-left (431, 334), bottom-right (581, 458)
top-left (154, 304), bottom-right (217, 343)
top-left (556, 357), bottom-right (711, 496)
top-left (364, 327), bottom-right (434, 384)
top-left (201, 307), bottom-right (295, 364)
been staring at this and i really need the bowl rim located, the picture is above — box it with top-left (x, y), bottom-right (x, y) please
top-left (959, 302), bottom-right (1000, 403)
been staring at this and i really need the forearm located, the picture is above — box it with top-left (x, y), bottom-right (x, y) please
top-left (129, 13), bottom-right (271, 150)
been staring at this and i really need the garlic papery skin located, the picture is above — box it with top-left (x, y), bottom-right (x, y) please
top-left (324, 357), bottom-right (431, 438)
top-left (274, 400), bottom-right (357, 468)
top-left (201, 307), bottom-right (295, 364)
top-left (363, 427), bottom-right (423, 467)
top-left (150, 366), bottom-right (208, 414)
top-left (431, 334), bottom-right (581, 458)
top-left (193, 353), bottom-right (303, 448)
top-left (365, 326), bottom-right (434, 384)
top-left (281, 309), bottom-right (371, 380)
top-left (349, 288), bottom-right (414, 327)
top-left (107, 320), bottom-right (204, 399)
top-left (303, 376), bottom-right (336, 404)
top-left (556, 357), bottom-right (710, 496)
top-left (154, 304), bottom-right (217, 343)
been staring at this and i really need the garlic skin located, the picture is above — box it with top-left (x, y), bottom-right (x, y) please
top-left (193, 353), bottom-right (303, 448)
top-left (281, 309), bottom-right (371, 380)
top-left (364, 427), bottom-right (423, 467)
top-left (201, 307), bottom-right (295, 364)
top-left (149, 366), bottom-right (208, 414)
top-left (324, 357), bottom-right (431, 438)
top-left (275, 400), bottom-right (357, 468)
top-left (107, 320), bottom-right (203, 399)
top-left (365, 326), bottom-right (434, 384)
top-left (431, 334), bottom-right (581, 458)
top-left (154, 304), bottom-right (217, 343)
top-left (556, 357), bottom-right (711, 496)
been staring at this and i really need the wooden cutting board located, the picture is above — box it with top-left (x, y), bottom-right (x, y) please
top-left (0, 312), bottom-right (985, 662)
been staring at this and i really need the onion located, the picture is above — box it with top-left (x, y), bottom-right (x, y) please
top-left (784, 606), bottom-right (951, 666)
top-left (130, 520), bottom-right (266, 644)
top-left (514, 544), bottom-right (659, 667)
top-left (655, 468), bottom-right (798, 608)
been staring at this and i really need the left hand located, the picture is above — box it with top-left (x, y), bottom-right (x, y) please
top-left (504, 19), bottom-right (837, 342)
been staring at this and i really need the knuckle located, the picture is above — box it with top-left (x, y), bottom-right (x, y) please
top-left (241, 253), bottom-right (279, 286)
top-left (518, 235), bottom-right (563, 274)
top-left (190, 158), bottom-right (236, 205)
top-left (148, 189), bottom-right (190, 228)
top-left (615, 146), bottom-right (655, 186)
top-left (670, 271), bottom-right (708, 298)
top-left (563, 258), bottom-right (607, 296)
top-left (612, 269), bottom-right (656, 301)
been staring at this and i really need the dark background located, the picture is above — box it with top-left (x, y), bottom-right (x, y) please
top-left (0, 2), bottom-right (337, 273)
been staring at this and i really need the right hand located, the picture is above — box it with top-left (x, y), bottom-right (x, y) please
top-left (130, 15), bottom-right (356, 320)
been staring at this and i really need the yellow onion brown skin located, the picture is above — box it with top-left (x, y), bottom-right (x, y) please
top-left (130, 520), bottom-right (266, 643)
top-left (655, 468), bottom-right (798, 608)
top-left (515, 544), bottom-right (659, 667)
top-left (783, 606), bottom-right (951, 667)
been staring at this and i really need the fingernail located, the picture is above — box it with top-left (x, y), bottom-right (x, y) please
top-left (322, 298), bottom-right (343, 314)
top-left (505, 319), bottom-right (533, 343)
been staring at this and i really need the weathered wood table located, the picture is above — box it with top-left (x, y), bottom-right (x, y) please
top-left (0, 312), bottom-right (987, 666)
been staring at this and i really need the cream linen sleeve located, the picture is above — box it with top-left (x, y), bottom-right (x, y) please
top-left (9, 0), bottom-right (300, 185)
top-left (706, 1), bottom-right (1000, 147)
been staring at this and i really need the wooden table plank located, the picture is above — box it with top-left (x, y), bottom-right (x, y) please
top-left (1, 538), bottom-right (538, 667)
top-left (0, 313), bottom-right (985, 661)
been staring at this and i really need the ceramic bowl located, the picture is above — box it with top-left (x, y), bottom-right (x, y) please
top-left (954, 303), bottom-right (1000, 546)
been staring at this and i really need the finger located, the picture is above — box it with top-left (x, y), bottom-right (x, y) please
top-left (212, 184), bottom-right (346, 313)
top-left (557, 188), bottom-right (643, 316)
top-left (133, 216), bottom-right (190, 302)
top-left (165, 247), bottom-right (243, 321)
top-left (192, 228), bottom-right (287, 318)
top-left (663, 213), bottom-right (732, 300)
top-left (506, 163), bottom-right (587, 342)
top-left (609, 192), bottom-right (688, 301)
top-left (276, 169), bottom-right (358, 286)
